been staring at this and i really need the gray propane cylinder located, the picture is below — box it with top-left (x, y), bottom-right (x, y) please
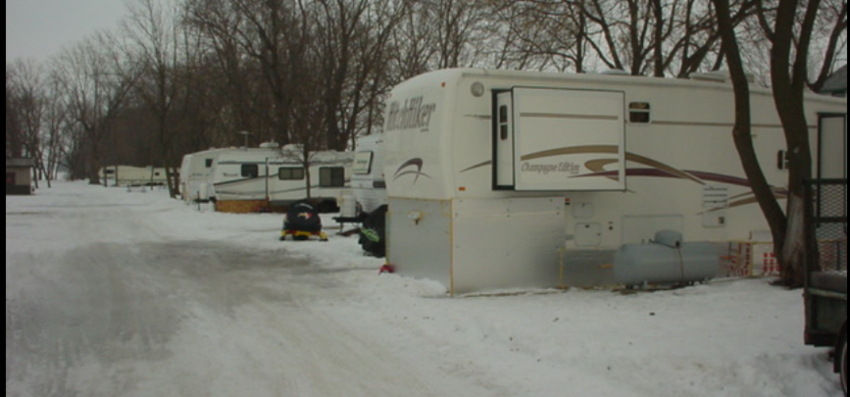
top-left (613, 230), bottom-right (720, 287)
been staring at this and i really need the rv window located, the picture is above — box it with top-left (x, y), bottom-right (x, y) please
top-left (320, 167), bottom-right (346, 188)
top-left (629, 102), bottom-right (651, 123)
top-left (499, 105), bottom-right (509, 123)
top-left (279, 167), bottom-right (305, 181)
top-left (205, 159), bottom-right (213, 168)
top-left (241, 164), bottom-right (259, 178)
top-left (353, 151), bottom-right (374, 175)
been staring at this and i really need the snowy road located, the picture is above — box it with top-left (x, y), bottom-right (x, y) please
top-left (6, 182), bottom-right (846, 397)
top-left (5, 187), bottom-right (491, 397)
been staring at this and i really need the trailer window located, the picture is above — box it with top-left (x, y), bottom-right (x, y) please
top-left (629, 102), bottom-right (651, 123)
top-left (205, 159), bottom-right (213, 168)
top-left (320, 167), bottom-right (346, 188)
top-left (499, 105), bottom-right (509, 123)
top-left (354, 151), bottom-right (374, 175)
top-left (241, 164), bottom-right (259, 178)
top-left (279, 167), bottom-right (305, 181)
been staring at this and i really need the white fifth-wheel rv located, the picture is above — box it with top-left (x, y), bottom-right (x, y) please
top-left (382, 68), bottom-right (847, 295)
top-left (180, 143), bottom-right (354, 213)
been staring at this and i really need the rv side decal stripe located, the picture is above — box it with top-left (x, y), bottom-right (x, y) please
top-left (520, 145), bottom-right (617, 161)
top-left (214, 177), bottom-right (262, 187)
top-left (522, 146), bottom-right (703, 184)
top-left (521, 112), bottom-right (619, 121)
top-left (459, 161), bottom-right (492, 174)
top-left (651, 120), bottom-right (816, 130)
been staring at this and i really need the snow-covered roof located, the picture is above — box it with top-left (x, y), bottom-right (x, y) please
top-left (6, 158), bottom-right (35, 168)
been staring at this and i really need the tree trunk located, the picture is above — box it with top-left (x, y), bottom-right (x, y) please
top-left (769, 0), bottom-right (821, 288)
top-left (713, 0), bottom-right (790, 284)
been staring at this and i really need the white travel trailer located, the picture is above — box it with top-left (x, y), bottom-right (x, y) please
top-left (100, 165), bottom-right (168, 187)
top-left (383, 68), bottom-right (847, 295)
top-left (196, 145), bottom-right (354, 213)
top-left (351, 133), bottom-right (388, 215)
top-left (180, 148), bottom-right (232, 202)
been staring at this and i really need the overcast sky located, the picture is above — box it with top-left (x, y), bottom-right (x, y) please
top-left (6, 0), bottom-right (128, 63)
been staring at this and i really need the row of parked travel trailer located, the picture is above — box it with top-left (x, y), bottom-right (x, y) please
top-left (179, 143), bottom-right (354, 213)
top-left (181, 68), bottom-right (846, 296)
top-left (99, 165), bottom-right (169, 187)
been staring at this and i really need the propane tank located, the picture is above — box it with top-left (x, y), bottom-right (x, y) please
top-left (614, 230), bottom-right (720, 287)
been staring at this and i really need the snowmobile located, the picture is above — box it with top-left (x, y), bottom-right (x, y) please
top-left (281, 201), bottom-right (328, 242)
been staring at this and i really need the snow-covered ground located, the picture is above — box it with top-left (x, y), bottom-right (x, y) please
top-left (6, 181), bottom-right (844, 396)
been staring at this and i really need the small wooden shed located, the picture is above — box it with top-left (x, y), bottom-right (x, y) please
top-left (6, 158), bottom-right (35, 195)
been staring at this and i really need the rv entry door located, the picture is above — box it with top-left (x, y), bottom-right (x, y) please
top-left (495, 92), bottom-right (516, 189)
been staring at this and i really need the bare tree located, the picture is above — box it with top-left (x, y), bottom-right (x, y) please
top-left (808, 0), bottom-right (847, 92)
top-left (713, 0), bottom-right (789, 276)
top-left (312, 0), bottom-right (408, 150)
top-left (6, 67), bottom-right (24, 159)
top-left (486, 0), bottom-right (584, 72)
top-left (389, 1), bottom-right (435, 79)
top-left (484, 0), bottom-right (736, 76)
top-left (715, 0), bottom-right (845, 288)
top-left (764, 0), bottom-right (828, 287)
top-left (52, 34), bottom-right (138, 185)
top-left (42, 73), bottom-right (70, 183)
top-left (7, 60), bottom-right (48, 187)
top-left (122, 0), bottom-right (197, 197)
top-left (184, 0), bottom-right (279, 145)
top-left (430, 0), bottom-right (488, 69)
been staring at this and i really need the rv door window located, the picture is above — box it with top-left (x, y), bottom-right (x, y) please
top-left (499, 105), bottom-right (510, 140)
top-left (241, 164), bottom-right (259, 178)
top-left (320, 167), bottom-right (346, 188)
top-left (205, 159), bottom-right (213, 168)
top-left (279, 167), bottom-right (305, 181)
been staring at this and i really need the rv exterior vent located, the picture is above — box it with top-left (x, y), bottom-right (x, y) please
top-left (689, 71), bottom-right (755, 84)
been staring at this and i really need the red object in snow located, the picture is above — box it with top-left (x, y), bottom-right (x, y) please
top-left (379, 264), bottom-right (395, 274)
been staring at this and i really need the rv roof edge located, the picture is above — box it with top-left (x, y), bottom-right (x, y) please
top-left (689, 70), bottom-right (756, 84)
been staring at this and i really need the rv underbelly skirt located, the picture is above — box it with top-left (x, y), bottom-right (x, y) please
top-left (559, 249), bottom-right (618, 288)
top-left (388, 197), bottom-right (564, 296)
top-left (215, 199), bottom-right (269, 214)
